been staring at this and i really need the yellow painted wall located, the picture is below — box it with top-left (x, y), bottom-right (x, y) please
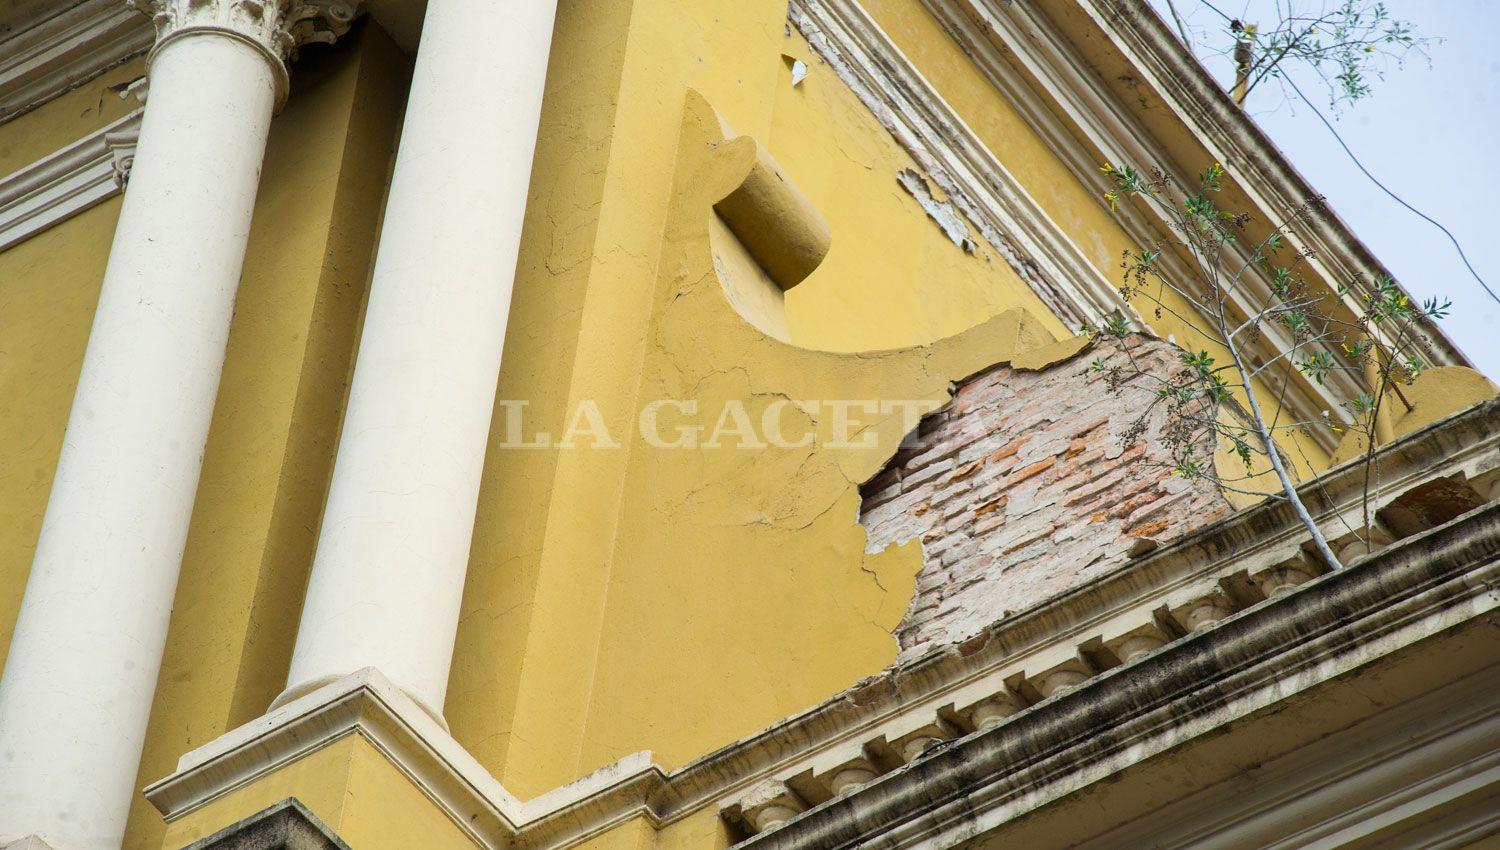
top-left (441, 0), bottom-right (1326, 801)
top-left (770, 29), bottom-right (1070, 349)
top-left (160, 735), bottom-right (475, 850)
top-left (442, 0), bottom-right (1076, 799)
top-left (0, 200), bottom-right (116, 672)
top-left (438, 0), bottom-right (1074, 788)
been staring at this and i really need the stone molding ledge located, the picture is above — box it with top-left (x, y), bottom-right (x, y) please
top-left (145, 666), bottom-right (680, 850)
top-left (1075, 665), bottom-right (1500, 848)
top-left (898, 0), bottom-right (1490, 449)
top-left (788, 0), bottom-right (1126, 330)
top-left (1061, 0), bottom-right (1467, 371)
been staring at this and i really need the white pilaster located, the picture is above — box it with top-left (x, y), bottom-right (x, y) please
top-left (279, 0), bottom-right (558, 717)
top-left (0, 3), bottom-right (352, 848)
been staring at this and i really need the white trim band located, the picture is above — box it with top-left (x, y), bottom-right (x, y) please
top-left (0, 109), bottom-right (141, 252)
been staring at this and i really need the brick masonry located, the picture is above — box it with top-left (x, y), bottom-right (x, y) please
top-left (860, 336), bottom-right (1231, 659)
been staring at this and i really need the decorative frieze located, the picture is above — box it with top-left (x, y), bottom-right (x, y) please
top-left (823, 758), bottom-right (879, 797)
top-left (1173, 590), bottom-right (1235, 633)
top-left (1250, 555), bottom-right (1318, 598)
top-left (890, 721), bottom-right (958, 763)
top-left (142, 402), bottom-right (1499, 848)
top-left (1035, 660), bottom-right (1091, 699)
top-left (1336, 525), bottom-right (1394, 565)
top-left (737, 502), bottom-right (1500, 847)
top-left (1104, 623), bottom-right (1171, 664)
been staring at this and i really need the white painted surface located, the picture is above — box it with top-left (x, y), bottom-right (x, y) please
top-left (281, 0), bottom-right (559, 716)
top-left (0, 33), bottom-right (278, 850)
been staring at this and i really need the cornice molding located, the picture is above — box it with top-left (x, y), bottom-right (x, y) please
top-left (1065, 0), bottom-right (1467, 370)
top-left (1076, 667), bottom-right (1500, 848)
top-left (741, 505), bottom-right (1500, 847)
top-left (0, 0), bottom-right (152, 124)
top-left (146, 401), bottom-right (1500, 850)
top-left (0, 108), bottom-right (140, 252)
top-left (789, 0), bottom-right (1128, 331)
top-left (144, 667), bottom-right (676, 850)
top-left (915, 0), bottom-right (1366, 449)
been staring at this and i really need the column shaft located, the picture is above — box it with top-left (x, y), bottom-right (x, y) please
top-left (280, 0), bottom-right (558, 715)
top-left (0, 34), bottom-right (278, 850)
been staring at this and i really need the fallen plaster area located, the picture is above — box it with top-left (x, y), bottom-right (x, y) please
top-left (858, 336), bottom-right (1229, 658)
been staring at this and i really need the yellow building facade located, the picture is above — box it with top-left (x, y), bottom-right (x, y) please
top-left (1, 1), bottom-right (1497, 849)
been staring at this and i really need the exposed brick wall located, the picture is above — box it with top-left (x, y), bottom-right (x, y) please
top-left (860, 336), bottom-right (1231, 659)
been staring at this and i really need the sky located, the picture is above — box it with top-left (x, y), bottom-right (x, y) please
top-left (1146, 0), bottom-right (1500, 379)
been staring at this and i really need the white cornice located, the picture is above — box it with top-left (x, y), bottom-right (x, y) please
top-left (0, 108), bottom-right (140, 252)
top-left (790, 0), bottom-right (1129, 331)
top-left (0, 0), bottom-right (152, 123)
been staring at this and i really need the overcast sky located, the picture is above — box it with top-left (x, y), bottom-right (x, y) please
top-left (1146, 0), bottom-right (1499, 379)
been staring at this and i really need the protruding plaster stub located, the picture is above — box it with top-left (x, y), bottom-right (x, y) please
top-left (712, 138), bottom-right (832, 292)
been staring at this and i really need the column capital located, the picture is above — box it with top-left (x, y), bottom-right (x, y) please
top-left (127, 0), bottom-right (359, 105)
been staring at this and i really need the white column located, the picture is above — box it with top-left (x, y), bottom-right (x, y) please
top-left (0, 4), bottom-right (352, 848)
top-left (278, 0), bottom-right (558, 718)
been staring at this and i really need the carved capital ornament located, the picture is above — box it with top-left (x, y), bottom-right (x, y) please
top-left (127, 0), bottom-right (359, 105)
